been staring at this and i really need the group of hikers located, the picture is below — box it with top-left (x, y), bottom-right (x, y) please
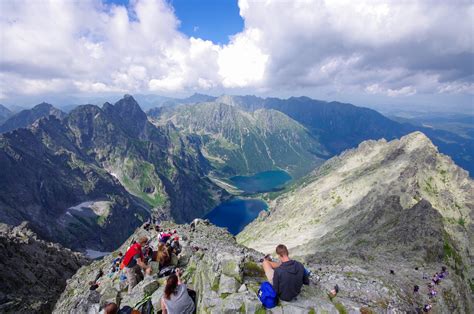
top-left (92, 217), bottom-right (451, 313)
top-left (415, 266), bottom-right (449, 312)
top-left (96, 216), bottom-right (337, 313)
top-left (95, 221), bottom-right (194, 314)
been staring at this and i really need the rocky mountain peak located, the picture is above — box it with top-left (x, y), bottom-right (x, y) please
top-left (102, 95), bottom-right (148, 137)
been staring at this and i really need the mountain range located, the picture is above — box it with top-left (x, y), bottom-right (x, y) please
top-left (0, 95), bottom-right (226, 250)
top-left (0, 92), bottom-right (472, 312)
top-left (53, 133), bottom-right (473, 313)
top-left (150, 102), bottom-right (328, 178)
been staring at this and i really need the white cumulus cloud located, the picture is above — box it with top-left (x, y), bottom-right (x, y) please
top-left (0, 0), bottom-right (472, 103)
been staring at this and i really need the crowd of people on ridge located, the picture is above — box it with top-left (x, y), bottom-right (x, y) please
top-left (89, 217), bottom-right (450, 313)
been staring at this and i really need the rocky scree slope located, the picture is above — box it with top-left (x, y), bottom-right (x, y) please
top-left (54, 219), bottom-right (443, 313)
top-left (151, 101), bottom-right (328, 178)
top-left (239, 131), bottom-right (473, 312)
top-left (0, 95), bottom-right (226, 250)
top-left (0, 221), bottom-right (89, 313)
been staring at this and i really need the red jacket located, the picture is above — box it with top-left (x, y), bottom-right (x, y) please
top-left (122, 243), bottom-right (143, 267)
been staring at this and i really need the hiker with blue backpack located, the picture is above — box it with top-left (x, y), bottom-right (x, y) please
top-left (260, 244), bottom-right (309, 305)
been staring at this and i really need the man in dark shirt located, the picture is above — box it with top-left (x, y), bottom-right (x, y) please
top-left (262, 244), bottom-right (309, 301)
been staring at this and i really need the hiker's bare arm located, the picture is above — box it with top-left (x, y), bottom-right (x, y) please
top-left (269, 260), bottom-right (281, 269)
top-left (176, 268), bottom-right (183, 284)
top-left (137, 258), bottom-right (147, 269)
top-left (161, 298), bottom-right (168, 314)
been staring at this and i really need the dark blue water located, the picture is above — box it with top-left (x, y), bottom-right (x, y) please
top-left (204, 199), bottom-right (268, 235)
top-left (230, 170), bottom-right (292, 194)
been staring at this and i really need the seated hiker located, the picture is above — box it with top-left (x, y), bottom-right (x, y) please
top-left (262, 244), bottom-right (309, 301)
top-left (122, 236), bottom-right (152, 292)
top-left (143, 244), bottom-right (154, 263)
top-left (170, 236), bottom-right (182, 255)
top-left (161, 268), bottom-right (195, 314)
top-left (157, 242), bottom-right (171, 268)
top-left (159, 231), bottom-right (172, 244)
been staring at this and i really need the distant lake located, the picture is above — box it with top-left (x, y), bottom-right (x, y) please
top-left (204, 199), bottom-right (268, 235)
top-left (230, 170), bottom-right (292, 194)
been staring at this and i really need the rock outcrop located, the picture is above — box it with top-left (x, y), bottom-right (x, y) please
top-left (239, 131), bottom-right (473, 312)
top-left (0, 221), bottom-right (89, 313)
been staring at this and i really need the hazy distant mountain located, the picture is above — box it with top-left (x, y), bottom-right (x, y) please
top-left (151, 101), bottom-right (328, 178)
top-left (215, 95), bottom-right (474, 175)
top-left (0, 104), bottom-right (12, 124)
top-left (0, 102), bottom-right (66, 133)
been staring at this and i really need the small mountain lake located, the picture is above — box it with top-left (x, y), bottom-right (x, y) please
top-left (204, 199), bottom-right (268, 235)
top-left (205, 170), bottom-right (292, 235)
top-left (229, 170), bottom-right (292, 194)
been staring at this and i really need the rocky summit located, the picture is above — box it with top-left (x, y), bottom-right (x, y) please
top-left (238, 131), bottom-right (473, 312)
top-left (0, 221), bottom-right (89, 313)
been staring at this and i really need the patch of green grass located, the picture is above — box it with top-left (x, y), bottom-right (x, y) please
top-left (211, 276), bottom-right (220, 292)
top-left (239, 303), bottom-right (246, 313)
top-left (423, 177), bottom-right (438, 196)
top-left (96, 215), bottom-right (107, 226)
top-left (255, 308), bottom-right (266, 314)
top-left (243, 261), bottom-right (266, 278)
top-left (443, 235), bottom-right (464, 278)
top-left (334, 302), bottom-right (348, 314)
top-left (220, 292), bottom-right (231, 299)
top-left (458, 217), bottom-right (466, 227)
top-left (308, 309), bottom-right (316, 314)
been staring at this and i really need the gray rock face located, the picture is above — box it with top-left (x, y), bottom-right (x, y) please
top-left (0, 222), bottom-right (89, 313)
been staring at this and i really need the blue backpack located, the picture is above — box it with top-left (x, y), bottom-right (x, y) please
top-left (258, 282), bottom-right (278, 308)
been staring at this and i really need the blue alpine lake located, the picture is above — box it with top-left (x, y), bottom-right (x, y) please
top-left (229, 170), bottom-right (292, 194)
top-left (205, 170), bottom-right (292, 235)
top-left (204, 198), bottom-right (268, 235)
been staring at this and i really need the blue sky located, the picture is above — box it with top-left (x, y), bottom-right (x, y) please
top-left (106, 0), bottom-right (243, 44)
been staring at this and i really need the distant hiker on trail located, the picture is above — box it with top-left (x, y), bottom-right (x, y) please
top-left (161, 268), bottom-right (195, 314)
top-left (262, 244), bottom-right (309, 301)
top-left (122, 236), bottom-right (152, 292)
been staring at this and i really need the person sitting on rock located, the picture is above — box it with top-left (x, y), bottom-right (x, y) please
top-left (170, 236), bottom-right (182, 255)
top-left (159, 231), bottom-right (172, 243)
top-left (157, 242), bottom-right (171, 269)
top-left (122, 236), bottom-right (151, 292)
top-left (161, 268), bottom-right (195, 314)
top-left (262, 244), bottom-right (309, 301)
